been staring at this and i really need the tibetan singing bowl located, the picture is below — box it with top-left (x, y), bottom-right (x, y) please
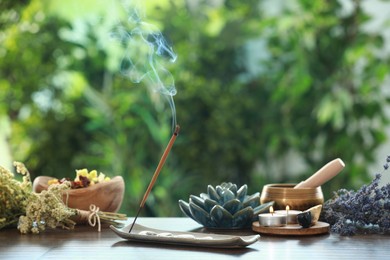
top-left (260, 183), bottom-right (324, 211)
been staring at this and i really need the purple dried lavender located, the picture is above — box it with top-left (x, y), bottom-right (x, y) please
top-left (320, 156), bottom-right (390, 235)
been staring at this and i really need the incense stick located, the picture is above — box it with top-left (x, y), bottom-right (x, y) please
top-left (129, 125), bottom-right (180, 233)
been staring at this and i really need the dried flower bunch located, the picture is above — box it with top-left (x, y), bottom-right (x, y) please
top-left (18, 182), bottom-right (77, 234)
top-left (1, 162), bottom-right (126, 234)
top-left (321, 155), bottom-right (390, 235)
top-left (0, 162), bottom-right (32, 229)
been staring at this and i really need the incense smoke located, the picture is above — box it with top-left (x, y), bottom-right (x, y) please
top-left (112, 7), bottom-right (178, 130)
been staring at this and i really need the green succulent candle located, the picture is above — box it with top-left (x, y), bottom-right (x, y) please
top-left (179, 182), bottom-right (273, 229)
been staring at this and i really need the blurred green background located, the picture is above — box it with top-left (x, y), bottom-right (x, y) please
top-left (1, 0), bottom-right (390, 217)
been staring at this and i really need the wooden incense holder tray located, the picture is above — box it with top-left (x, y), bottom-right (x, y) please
top-left (252, 221), bottom-right (329, 236)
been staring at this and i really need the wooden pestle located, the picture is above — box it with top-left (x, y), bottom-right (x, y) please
top-left (294, 158), bottom-right (345, 189)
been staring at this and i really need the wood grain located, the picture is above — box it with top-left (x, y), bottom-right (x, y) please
top-left (1, 218), bottom-right (389, 259)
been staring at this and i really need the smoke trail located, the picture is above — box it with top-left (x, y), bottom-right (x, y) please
top-left (112, 5), bottom-right (178, 130)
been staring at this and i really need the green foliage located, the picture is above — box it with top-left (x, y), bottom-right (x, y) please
top-left (1, 0), bottom-right (389, 217)
top-left (255, 1), bottom-right (390, 195)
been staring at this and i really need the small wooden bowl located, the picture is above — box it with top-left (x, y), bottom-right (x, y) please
top-left (33, 175), bottom-right (125, 212)
top-left (260, 183), bottom-right (324, 211)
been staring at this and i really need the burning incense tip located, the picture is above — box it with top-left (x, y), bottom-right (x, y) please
top-left (174, 125), bottom-right (180, 136)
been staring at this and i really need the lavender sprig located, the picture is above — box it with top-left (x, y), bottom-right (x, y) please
top-left (320, 155), bottom-right (390, 235)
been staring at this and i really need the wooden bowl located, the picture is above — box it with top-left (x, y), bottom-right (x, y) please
top-left (260, 183), bottom-right (324, 211)
top-left (33, 175), bottom-right (125, 212)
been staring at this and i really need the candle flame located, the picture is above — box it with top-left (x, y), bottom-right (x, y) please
top-left (285, 205), bottom-right (290, 225)
top-left (270, 206), bottom-right (274, 215)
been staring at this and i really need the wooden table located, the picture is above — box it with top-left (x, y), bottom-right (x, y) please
top-left (1, 217), bottom-right (389, 259)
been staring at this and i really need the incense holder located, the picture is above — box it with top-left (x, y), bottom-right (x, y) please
top-left (179, 182), bottom-right (274, 229)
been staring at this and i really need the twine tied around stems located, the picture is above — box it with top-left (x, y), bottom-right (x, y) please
top-left (87, 204), bottom-right (101, 232)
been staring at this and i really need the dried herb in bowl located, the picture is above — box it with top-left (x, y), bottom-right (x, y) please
top-left (48, 169), bottom-right (111, 189)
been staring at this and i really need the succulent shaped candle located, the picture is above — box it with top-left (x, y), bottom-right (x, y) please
top-left (179, 182), bottom-right (274, 229)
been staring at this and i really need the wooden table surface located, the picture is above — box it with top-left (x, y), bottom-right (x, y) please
top-left (1, 217), bottom-right (389, 259)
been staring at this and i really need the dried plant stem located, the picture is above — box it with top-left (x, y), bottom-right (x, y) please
top-left (72, 206), bottom-right (127, 232)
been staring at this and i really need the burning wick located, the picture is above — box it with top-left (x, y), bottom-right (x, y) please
top-left (270, 206), bottom-right (274, 216)
top-left (129, 125), bottom-right (180, 233)
top-left (286, 205), bottom-right (290, 225)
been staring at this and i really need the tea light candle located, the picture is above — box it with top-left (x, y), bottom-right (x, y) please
top-left (275, 206), bottom-right (302, 224)
top-left (258, 206), bottom-right (286, 227)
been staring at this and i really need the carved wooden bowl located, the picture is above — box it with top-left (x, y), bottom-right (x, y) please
top-left (32, 175), bottom-right (125, 212)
